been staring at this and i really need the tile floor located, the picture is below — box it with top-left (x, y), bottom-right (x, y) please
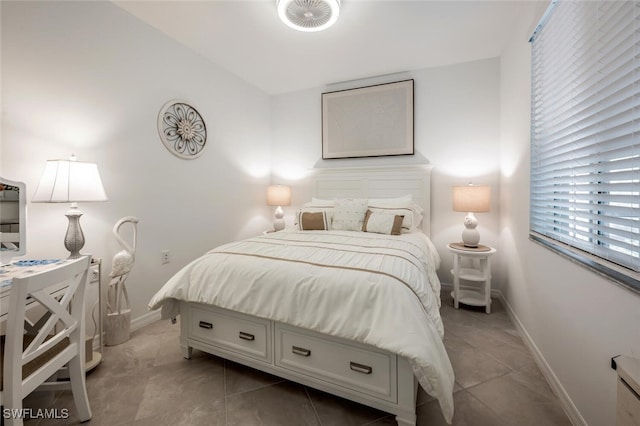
top-left (23, 292), bottom-right (572, 425)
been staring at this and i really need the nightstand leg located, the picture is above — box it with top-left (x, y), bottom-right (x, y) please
top-left (484, 257), bottom-right (491, 314)
top-left (485, 290), bottom-right (491, 313)
top-left (453, 254), bottom-right (460, 309)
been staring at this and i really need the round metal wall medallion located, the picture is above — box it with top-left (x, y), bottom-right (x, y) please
top-left (157, 100), bottom-right (207, 159)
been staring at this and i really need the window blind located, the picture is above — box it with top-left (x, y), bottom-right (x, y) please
top-left (530, 0), bottom-right (640, 287)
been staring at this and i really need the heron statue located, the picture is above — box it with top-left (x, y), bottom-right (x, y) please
top-left (106, 216), bottom-right (138, 345)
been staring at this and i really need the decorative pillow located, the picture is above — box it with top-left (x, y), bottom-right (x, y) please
top-left (295, 207), bottom-right (333, 229)
top-left (297, 211), bottom-right (329, 231)
top-left (331, 198), bottom-right (368, 231)
top-left (362, 210), bottom-right (404, 235)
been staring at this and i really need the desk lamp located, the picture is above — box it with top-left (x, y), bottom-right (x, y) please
top-left (33, 155), bottom-right (108, 258)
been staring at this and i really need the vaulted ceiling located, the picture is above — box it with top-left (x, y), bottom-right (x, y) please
top-left (114, 1), bottom-right (535, 94)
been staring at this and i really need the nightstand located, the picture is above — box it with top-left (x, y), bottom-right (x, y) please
top-left (448, 243), bottom-right (496, 313)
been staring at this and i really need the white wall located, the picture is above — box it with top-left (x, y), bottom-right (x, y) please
top-left (272, 59), bottom-right (502, 288)
top-left (499, 4), bottom-right (640, 426)
top-left (1, 1), bottom-right (273, 322)
top-left (6, 2), bottom-right (633, 424)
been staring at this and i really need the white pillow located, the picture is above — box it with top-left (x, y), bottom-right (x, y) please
top-left (331, 198), bottom-right (368, 231)
top-left (368, 203), bottom-right (423, 229)
top-left (409, 203), bottom-right (424, 228)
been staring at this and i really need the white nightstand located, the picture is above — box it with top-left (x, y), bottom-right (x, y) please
top-left (448, 243), bottom-right (496, 314)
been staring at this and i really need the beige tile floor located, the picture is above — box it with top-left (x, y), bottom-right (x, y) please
top-left (22, 292), bottom-right (572, 425)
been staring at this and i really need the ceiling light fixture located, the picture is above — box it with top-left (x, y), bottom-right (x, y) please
top-left (277, 0), bottom-right (340, 32)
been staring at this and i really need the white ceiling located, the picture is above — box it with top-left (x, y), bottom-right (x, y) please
top-left (114, 1), bottom-right (534, 95)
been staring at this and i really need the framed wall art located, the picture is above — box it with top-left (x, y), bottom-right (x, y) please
top-left (157, 100), bottom-right (207, 159)
top-left (321, 79), bottom-right (414, 159)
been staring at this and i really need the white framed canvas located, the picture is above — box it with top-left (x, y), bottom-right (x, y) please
top-left (322, 79), bottom-right (414, 159)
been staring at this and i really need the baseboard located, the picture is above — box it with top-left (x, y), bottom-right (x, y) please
top-left (495, 290), bottom-right (586, 426)
top-left (93, 310), bottom-right (161, 350)
top-left (130, 309), bottom-right (162, 332)
top-left (441, 281), bottom-right (584, 425)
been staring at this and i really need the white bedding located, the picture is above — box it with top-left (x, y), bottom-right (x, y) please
top-left (149, 230), bottom-right (454, 423)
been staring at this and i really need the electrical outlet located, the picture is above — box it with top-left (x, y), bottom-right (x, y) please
top-left (90, 269), bottom-right (100, 283)
top-left (162, 250), bottom-right (170, 264)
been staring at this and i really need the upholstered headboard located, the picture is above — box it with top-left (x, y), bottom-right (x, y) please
top-left (311, 165), bottom-right (433, 236)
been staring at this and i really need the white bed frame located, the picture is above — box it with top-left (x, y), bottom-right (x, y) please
top-left (180, 165), bottom-right (434, 426)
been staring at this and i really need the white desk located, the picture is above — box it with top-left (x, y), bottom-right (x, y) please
top-left (0, 259), bottom-right (69, 322)
top-left (0, 258), bottom-right (102, 370)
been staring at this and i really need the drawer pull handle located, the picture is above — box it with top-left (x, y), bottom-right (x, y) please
top-left (350, 362), bottom-right (372, 375)
top-left (198, 321), bottom-right (213, 330)
top-left (239, 332), bottom-right (255, 341)
top-left (292, 346), bottom-right (311, 357)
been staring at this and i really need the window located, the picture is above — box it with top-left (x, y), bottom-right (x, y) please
top-left (530, 0), bottom-right (640, 292)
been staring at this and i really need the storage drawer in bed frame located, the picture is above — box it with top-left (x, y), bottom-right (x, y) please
top-left (180, 301), bottom-right (419, 426)
top-left (188, 305), bottom-right (272, 363)
top-left (275, 322), bottom-right (397, 402)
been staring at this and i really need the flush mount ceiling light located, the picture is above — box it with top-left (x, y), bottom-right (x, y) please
top-left (277, 0), bottom-right (340, 32)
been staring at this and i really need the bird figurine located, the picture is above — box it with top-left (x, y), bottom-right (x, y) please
top-left (107, 216), bottom-right (138, 315)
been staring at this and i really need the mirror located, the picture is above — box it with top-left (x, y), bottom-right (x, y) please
top-left (0, 177), bottom-right (26, 264)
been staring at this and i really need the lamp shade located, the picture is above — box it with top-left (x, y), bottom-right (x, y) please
top-left (267, 185), bottom-right (291, 207)
top-left (33, 156), bottom-right (108, 203)
top-left (452, 184), bottom-right (490, 213)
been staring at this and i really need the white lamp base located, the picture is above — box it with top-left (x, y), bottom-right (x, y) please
top-left (65, 203), bottom-right (86, 258)
top-left (273, 205), bottom-right (285, 232)
top-left (461, 212), bottom-right (480, 248)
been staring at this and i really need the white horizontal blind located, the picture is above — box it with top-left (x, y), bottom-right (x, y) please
top-left (530, 1), bottom-right (640, 279)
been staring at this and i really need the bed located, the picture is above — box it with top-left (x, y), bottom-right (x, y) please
top-left (149, 165), bottom-right (454, 425)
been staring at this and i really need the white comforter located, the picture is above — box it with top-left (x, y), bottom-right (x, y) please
top-left (149, 230), bottom-right (454, 423)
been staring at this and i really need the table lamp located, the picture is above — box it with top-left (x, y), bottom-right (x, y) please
top-left (33, 155), bottom-right (108, 258)
top-left (267, 185), bottom-right (291, 231)
top-left (452, 183), bottom-right (490, 248)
